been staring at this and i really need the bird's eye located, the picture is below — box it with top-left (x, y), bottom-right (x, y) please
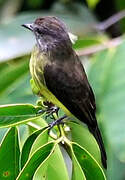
top-left (34, 27), bottom-right (42, 34)
top-left (36, 28), bottom-right (41, 34)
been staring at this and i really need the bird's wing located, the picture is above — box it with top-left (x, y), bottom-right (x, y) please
top-left (44, 53), bottom-right (107, 168)
top-left (44, 53), bottom-right (97, 128)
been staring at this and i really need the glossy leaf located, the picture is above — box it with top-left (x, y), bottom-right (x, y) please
top-left (0, 57), bottom-right (36, 105)
top-left (16, 142), bottom-right (55, 180)
top-left (0, 127), bottom-right (20, 179)
top-left (73, 38), bottom-right (100, 50)
top-left (29, 127), bottom-right (49, 156)
top-left (0, 57), bottom-right (29, 95)
top-left (86, 0), bottom-right (99, 8)
top-left (0, 104), bottom-right (44, 128)
top-left (72, 143), bottom-right (106, 180)
top-left (47, 145), bottom-right (69, 180)
top-left (19, 124), bottom-right (32, 148)
top-left (69, 121), bottom-right (102, 166)
top-left (71, 148), bottom-right (86, 180)
top-left (20, 127), bottom-right (49, 169)
top-left (0, 73), bottom-right (37, 105)
top-left (31, 128), bottom-right (52, 180)
top-left (88, 41), bottom-right (125, 161)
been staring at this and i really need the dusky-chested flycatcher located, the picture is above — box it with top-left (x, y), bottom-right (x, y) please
top-left (22, 16), bottom-right (107, 168)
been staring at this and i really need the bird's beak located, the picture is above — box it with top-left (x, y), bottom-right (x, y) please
top-left (22, 23), bottom-right (33, 31)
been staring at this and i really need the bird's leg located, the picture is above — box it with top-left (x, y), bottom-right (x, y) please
top-left (44, 101), bottom-right (59, 119)
top-left (47, 106), bottom-right (59, 116)
top-left (48, 115), bottom-right (67, 129)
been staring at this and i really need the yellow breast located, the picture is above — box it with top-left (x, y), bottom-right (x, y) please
top-left (30, 45), bottom-right (71, 116)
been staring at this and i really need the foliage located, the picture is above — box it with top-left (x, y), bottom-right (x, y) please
top-left (0, 114), bottom-right (105, 180)
top-left (0, 0), bottom-right (125, 179)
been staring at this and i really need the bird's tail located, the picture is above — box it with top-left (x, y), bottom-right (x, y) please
top-left (89, 125), bottom-right (107, 169)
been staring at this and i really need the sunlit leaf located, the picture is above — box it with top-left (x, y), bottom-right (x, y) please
top-left (21, 127), bottom-right (49, 169)
top-left (73, 38), bottom-right (100, 50)
top-left (29, 127), bottom-right (49, 156)
top-left (16, 142), bottom-right (55, 180)
top-left (0, 104), bottom-right (44, 128)
top-left (0, 57), bottom-right (29, 95)
top-left (0, 127), bottom-right (20, 179)
top-left (69, 121), bottom-right (102, 166)
top-left (72, 142), bottom-right (106, 180)
top-left (47, 145), bottom-right (69, 180)
top-left (86, 0), bottom-right (100, 8)
top-left (71, 147), bottom-right (86, 180)
top-left (88, 40), bottom-right (125, 162)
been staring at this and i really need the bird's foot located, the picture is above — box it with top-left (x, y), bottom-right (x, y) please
top-left (48, 115), bottom-right (67, 129)
top-left (45, 102), bottom-right (59, 120)
top-left (47, 106), bottom-right (59, 116)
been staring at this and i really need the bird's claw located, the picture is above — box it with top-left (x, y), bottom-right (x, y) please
top-left (45, 106), bottom-right (59, 120)
top-left (48, 115), bottom-right (67, 129)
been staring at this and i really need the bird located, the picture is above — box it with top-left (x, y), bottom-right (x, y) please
top-left (22, 16), bottom-right (107, 169)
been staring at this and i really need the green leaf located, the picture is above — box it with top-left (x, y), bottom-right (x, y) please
top-left (0, 104), bottom-right (43, 128)
top-left (30, 128), bottom-right (50, 180)
top-left (0, 57), bottom-right (36, 105)
top-left (20, 127), bottom-right (49, 169)
top-left (47, 145), bottom-right (69, 180)
top-left (0, 127), bottom-right (20, 179)
top-left (27, 0), bottom-right (44, 8)
top-left (29, 127), bottom-right (49, 156)
top-left (19, 125), bottom-right (31, 148)
top-left (0, 73), bottom-right (37, 105)
top-left (73, 38), bottom-right (100, 50)
top-left (69, 121), bottom-right (102, 166)
top-left (88, 41), bottom-right (125, 162)
top-left (71, 147), bottom-right (86, 180)
top-left (86, 0), bottom-right (100, 8)
top-left (0, 57), bottom-right (29, 95)
top-left (16, 142), bottom-right (55, 180)
top-left (72, 143), bottom-right (106, 180)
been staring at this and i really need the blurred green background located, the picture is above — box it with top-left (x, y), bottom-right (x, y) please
top-left (0, 0), bottom-right (125, 179)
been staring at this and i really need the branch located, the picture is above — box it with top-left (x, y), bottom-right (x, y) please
top-left (76, 36), bottom-right (123, 56)
top-left (95, 10), bottom-right (125, 31)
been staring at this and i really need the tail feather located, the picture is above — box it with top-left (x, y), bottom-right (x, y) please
top-left (89, 126), bottom-right (107, 169)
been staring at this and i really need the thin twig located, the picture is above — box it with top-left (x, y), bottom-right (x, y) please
top-left (79, 10), bottom-right (125, 35)
top-left (76, 36), bottom-right (123, 56)
top-left (95, 10), bottom-right (125, 31)
top-left (76, 9), bottom-right (125, 56)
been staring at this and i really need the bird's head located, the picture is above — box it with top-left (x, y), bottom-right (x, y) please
top-left (22, 16), bottom-right (75, 51)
